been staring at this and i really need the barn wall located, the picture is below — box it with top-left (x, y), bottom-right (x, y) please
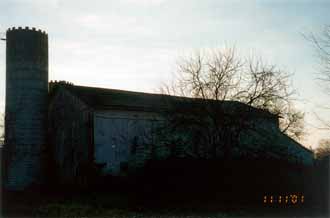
top-left (238, 117), bottom-right (313, 165)
top-left (236, 117), bottom-right (282, 157)
top-left (93, 110), bottom-right (163, 175)
top-left (49, 86), bottom-right (92, 184)
top-left (94, 109), bottom-right (313, 176)
top-left (286, 137), bottom-right (314, 165)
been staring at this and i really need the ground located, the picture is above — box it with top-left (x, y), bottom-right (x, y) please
top-left (1, 190), bottom-right (327, 218)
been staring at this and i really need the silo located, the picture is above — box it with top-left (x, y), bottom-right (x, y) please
top-left (4, 27), bottom-right (48, 190)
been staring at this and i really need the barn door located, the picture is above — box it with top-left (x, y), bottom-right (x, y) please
top-left (94, 117), bottom-right (129, 175)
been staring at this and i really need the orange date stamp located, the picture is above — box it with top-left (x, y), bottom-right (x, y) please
top-left (263, 194), bottom-right (304, 204)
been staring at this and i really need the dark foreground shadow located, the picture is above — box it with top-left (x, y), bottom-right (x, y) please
top-left (2, 158), bottom-right (329, 218)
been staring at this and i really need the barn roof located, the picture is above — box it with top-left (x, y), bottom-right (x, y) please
top-left (49, 81), bottom-right (277, 119)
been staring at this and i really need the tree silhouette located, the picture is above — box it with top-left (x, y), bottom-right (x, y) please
top-left (315, 139), bottom-right (330, 160)
top-left (309, 25), bottom-right (330, 90)
top-left (308, 25), bottom-right (330, 130)
top-left (0, 113), bottom-right (4, 145)
top-left (160, 48), bottom-right (304, 159)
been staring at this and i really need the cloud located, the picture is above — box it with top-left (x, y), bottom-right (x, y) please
top-left (123, 0), bottom-right (167, 6)
top-left (0, 0), bottom-right (330, 148)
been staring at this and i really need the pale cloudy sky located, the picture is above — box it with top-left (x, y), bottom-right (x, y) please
top-left (0, 0), bottom-right (329, 148)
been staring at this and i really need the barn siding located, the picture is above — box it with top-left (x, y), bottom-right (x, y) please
top-left (286, 137), bottom-right (314, 165)
top-left (93, 109), bottom-right (313, 176)
top-left (48, 85), bottom-right (313, 181)
top-left (49, 86), bottom-right (92, 184)
top-left (238, 117), bottom-right (313, 165)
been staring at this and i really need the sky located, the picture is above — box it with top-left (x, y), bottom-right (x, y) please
top-left (0, 0), bottom-right (329, 149)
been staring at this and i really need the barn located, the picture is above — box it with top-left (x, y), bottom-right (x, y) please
top-left (47, 81), bottom-right (314, 184)
top-left (2, 27), bottom-right (314, 190)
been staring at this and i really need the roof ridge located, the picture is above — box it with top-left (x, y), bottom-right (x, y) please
top-left (71, 84), bottom-right (166, 97)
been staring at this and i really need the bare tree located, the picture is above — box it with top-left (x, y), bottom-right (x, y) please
top-left (309, 25), bottom-right (330, 91)
top-left (277, 105), bottom-right (305, 141)
top-left (160, 48), bottom-right (304, 159)
top-left (0, 113), bottom-right (4, 145)
top-left (233, 56), bottom-right (304, 140)
top-left (308, 25), bottom-right (330, 130)
top-left (315, 139), bottom-right (330, 160)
